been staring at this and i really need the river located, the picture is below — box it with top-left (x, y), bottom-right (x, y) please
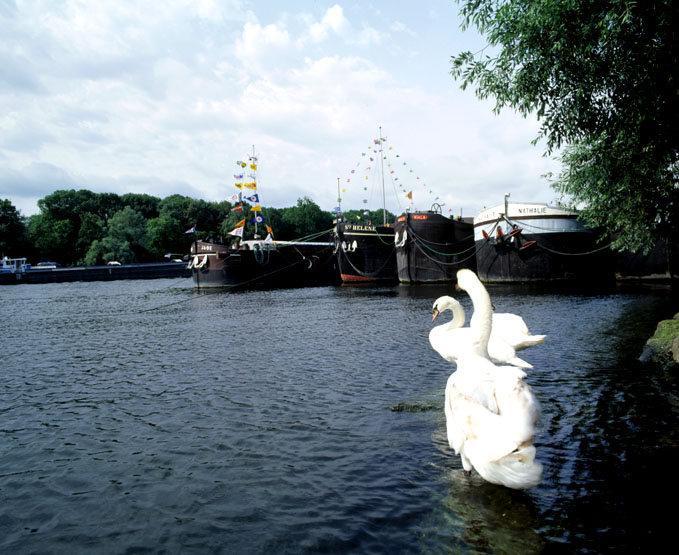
top-left (1, 278), bottom-right (677, 553)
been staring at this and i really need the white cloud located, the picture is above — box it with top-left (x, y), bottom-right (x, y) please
top-left (0, 1), bottom-right (560, 221)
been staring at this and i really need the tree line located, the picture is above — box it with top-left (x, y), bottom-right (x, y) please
top-left (0, 190), bottom-right (394, 267)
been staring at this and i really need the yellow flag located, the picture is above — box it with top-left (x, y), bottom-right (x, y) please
top-left (250, 204), bottom-right (262, 212)
top-left (235, 218), bottom-right (246, 227)
top-left (243, 182), bottom-right (257, 190)
top-left (406, 191), bottom-right (413, 200)
top-left (234, 183), bottom-right (242, 189)
top-left (266, 225), bottom-right (274, 237)
top-left (249, 163), bottom-right (257, 171)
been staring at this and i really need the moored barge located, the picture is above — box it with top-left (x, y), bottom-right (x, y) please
top-left (394, 208), bottom-right (476, 283)
top-left (473, 197), bottom-right (613, 282)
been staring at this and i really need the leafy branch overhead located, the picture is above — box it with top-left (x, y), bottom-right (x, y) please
top-left (451, 0), bottom-right (679, 252)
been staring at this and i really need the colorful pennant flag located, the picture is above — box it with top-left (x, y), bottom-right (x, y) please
top-left (184, 226), bottom-right (196, 234)
top-left (244, 193), bottom-right (259, 203)
top-left (249, 163), bottom-right (257, 171)
top-left (234, 218), bottom-right (246, 227)
top-left (250, 204), bottom-right (262, 212)
top-left (229, 226), bottom-right (244, 237)
top-left (266, 225), bottom-right (274, 237)
top-left (231, 204), bottom-right (243, 212)
top-left (243, 182), bottom-right (257, 190)
top-left (250, 215), bottom-right (264, 224)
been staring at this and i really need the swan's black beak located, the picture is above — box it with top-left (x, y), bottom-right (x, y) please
top-left (432, 308), bottom-right (440, 322)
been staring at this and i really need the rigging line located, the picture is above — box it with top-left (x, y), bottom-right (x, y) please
top-left (407, 226), bottom-right (477, 257)
top-left (139, 257), bottom-right (308, 313)
top-left (406, 227), bottom-right (477, 255)
top-left (406, 224), bottom-right (475, 246)
top-left (535, 242), bottom-right (611, 257)
top-left (338, 244), bottom-right (396, 277)
top-left (411, 238), bottom-right (478, 266)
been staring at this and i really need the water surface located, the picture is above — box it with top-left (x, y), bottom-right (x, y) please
top-left (1, 278), bottom-right (677, 553)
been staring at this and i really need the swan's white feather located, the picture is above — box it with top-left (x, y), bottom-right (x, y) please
top-left (434, 269), bottom-right (543, 489)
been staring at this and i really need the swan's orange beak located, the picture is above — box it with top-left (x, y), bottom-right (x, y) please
top-left (432, 308), bottom-right (440, 322)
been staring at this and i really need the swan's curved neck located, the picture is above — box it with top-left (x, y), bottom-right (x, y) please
top-left (445, 300), bottom-right (465, 330)
top-left (464, 279), bottom-right (493, 356)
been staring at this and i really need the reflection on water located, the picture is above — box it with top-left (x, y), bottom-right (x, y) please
top-left (1, 278), bottom-right (677, 552)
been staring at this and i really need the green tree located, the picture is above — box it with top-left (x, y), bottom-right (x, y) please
top-left (146, 214), bottom-right (184, 259)
top-left (27, 214), bottom-right (73, 264)
top-left (0, 199), bottom-right (27, 258)
top-left (281, 197), bottom-right (334, 240)
top-left (84, 206), bottom-right (148, 265)
top-left (451, 0), bottom-right (679, 251)
top-left (121, 193), bottom-right (161, 220)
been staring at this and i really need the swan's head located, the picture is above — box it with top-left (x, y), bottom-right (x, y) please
top-left (431, 295), bottom-right (463, 322)
top-left (455, 268), bottom-right (478, 292)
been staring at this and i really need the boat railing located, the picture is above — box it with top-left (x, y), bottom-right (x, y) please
top-left (1, 257), bottom-right (30, 273)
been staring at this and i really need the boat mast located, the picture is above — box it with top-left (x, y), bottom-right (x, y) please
top-left (337, 177), bottom-right (341, 229)
top-left (252, 144), bottom-right (258, 238)
top-left (379, 126), bottom-right (386, 225)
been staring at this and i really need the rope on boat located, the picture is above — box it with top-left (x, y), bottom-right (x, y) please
top-left (535, 242), bottom-right (612, 257)
top-left (410, 237), bottom-right (478, 267)
top-left (406, 225), bottom-right (478, 258)
top-left (140, 244), bottom-right (337, 313)
top-left (337, 243), bottom-right (396, 277)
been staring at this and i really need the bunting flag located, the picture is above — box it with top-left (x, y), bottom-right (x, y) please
top-left (234, 183), bottom-right (243, 189)
top-left (266, 224), bottom-right (274, 237)
top-left (236, 161), bottom-right (247, 168)
top-left (249, 163), bottom-right (257, 171)
top-left (244, 193), bottom-right (259, 203)
top-left (229, 226), bottom-right (244, 237)
top-left (249, 155), bottom-right (258, 162)
top-left (406, 191), bottom-right (413, 200)
top-left (234, 218), bottom-right (246, 227)
top-left (230, 193), bottom-right (242, 202)
top-left (250, 204), bottom-right (262, 212)
top-left (264, 233), bottom-right (274, 244)
top-left (233, 173), bottom-right (244, 180)
top-left (231, 204), bottom-right (243, 212)
top-left (243, 182), bottom-right (257, 190)
top-left (184, 226), bottom-right (196, 234)
top-left (250, 215), bottom-right (264, 224)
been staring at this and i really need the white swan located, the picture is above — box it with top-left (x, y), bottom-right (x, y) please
top-left (441, 268), bottom-right (542, 489)
top-left (491, 312), bottom-right (546, 352)
top-left (429, 296), bottom-right (535, 368)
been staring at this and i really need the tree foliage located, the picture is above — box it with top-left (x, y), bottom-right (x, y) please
top-left (451, 0), bottom-right (679, 251)
top-left (9, 190), bottom-right (344, 266)
top-left (0, 199), bottom-right (27, 258)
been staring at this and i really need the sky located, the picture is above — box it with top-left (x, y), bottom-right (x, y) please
top-left (1, 0), bottom-right (562, 221)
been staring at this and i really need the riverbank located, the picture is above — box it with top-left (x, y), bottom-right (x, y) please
top-left (640, 313), bottom-right (679, 369)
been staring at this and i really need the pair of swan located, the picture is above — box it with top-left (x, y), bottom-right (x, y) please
top-left (429, 296), bottom-right (545, 368)
top-left (430, 269), bottom-right (544, 489)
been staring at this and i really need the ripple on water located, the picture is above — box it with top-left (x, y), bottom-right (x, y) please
top-left (1, 280), bottom-right (677, 552)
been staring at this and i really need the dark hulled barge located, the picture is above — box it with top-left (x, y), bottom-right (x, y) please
top-left (473, 198), bottom-right (613, 282)
top-left (394, 208), bottom-right (476, 283)
top-left (189, 239), bottom-right (339, 289)
top-left (334, 222), bottom-right (397, 283)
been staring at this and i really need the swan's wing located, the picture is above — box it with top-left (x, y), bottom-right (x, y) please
top-left (429, 326), bottom-right (474, 364)
top-left (487, 335), bottom-right (533, 368)
top-left (492, 313), bottom-right (546, 351)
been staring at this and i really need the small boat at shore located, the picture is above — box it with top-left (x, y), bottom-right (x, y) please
top-left (473, 196), bottom-right (613, 282)
top-left (394, 206), bottom-right (476, 283)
